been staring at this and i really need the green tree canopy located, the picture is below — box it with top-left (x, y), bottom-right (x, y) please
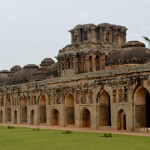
top-left (143, 36), bottom-right (150, 48)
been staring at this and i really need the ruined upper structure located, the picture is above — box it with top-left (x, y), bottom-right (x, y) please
top-left (69, 23), bottom-right (127, 48)
top-left (0, 23), bottom-right (149, 86)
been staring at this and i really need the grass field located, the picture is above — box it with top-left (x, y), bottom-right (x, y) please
top-left (0, 126), bottom-right (150, 150)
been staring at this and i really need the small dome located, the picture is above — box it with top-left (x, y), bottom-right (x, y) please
top-left (29, 67), bottom-right (47, 82)
top-left (0, 70), bottom-right (9, 73)
top-left (106, 41), bottom-right (150, 67)
top-left (121, 41), bottom-right (145, 48)
top-left (46, 63), bottom-right (58, 78)
top-left (23, 64), bottom-right (39, 69)
top-left (10, 65), bottom-right (22, 72)
top-left (40, 58), bottom-right (55, 67)
top-left (12, 66), bottom-right (38, 84)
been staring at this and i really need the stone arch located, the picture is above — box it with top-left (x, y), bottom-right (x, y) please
top-left (6, 97), bottom-right (11, 122)
top-left (81, 108), bottom-right (91, 127)
top-left (51, 109), bottom-right (59, 125)
top-left (14, 110), bottom-right (17, 124)
top-left (30, 110), bottom-right (34, 125)
top-left (89, 56), bottom-right (92, 72)
top-left (95, 55), bottom-right (100, 71)
top-left (134, 87), bottom-right (150, 127)
top-left (39, 94), bottom-right (46, 124)
top-left (66, 57), bottom-right (71, 69)
top-left (21, 95), bottom-right (27, 123)
top-left (119, 89), bottom-right (123, 102)
top-left (65, 93), bottom-right (75, 125)
top-left (99, 89), bottom-right (111, 126)
top-left (117, 109), bottom-right (126, 130)
top-left (0, 110), bottom-right (3, 123)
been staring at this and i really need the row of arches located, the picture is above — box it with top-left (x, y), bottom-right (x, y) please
top-left (0, 86), bottom-right (150, 130)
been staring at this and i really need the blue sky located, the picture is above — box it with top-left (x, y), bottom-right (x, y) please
top-left (0, 0), bottom-right (150, 70)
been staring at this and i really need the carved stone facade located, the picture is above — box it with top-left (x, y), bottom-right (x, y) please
top-left (0, 23), bottom-right (150, 131)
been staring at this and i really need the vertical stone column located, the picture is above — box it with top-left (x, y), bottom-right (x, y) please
top-left (86, 56), bottom-right (90, 72)
top-left (92, 54), bottom-right (96, 72)
top-left (27, 93), bottom-right (30, 125)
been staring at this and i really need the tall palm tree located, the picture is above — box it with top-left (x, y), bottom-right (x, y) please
top-left (143, 36), bottom-right (150, 48)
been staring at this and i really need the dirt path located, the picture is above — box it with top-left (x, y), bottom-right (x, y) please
top-left (0, 123), bottom-right (150, 137)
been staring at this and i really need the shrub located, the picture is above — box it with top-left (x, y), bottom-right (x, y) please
top-left (108, 133), bottom-right (112, 137)
top-left (33, 128), bottom-right (40, 131)
top-left (7, 126), bottom-right (14, 129)
top-left (103, 133), bottom-right (112, 137)
top-left (62, 130), bottom-right (72, 134)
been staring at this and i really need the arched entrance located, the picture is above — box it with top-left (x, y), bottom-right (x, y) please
top-left (30, 110), bottom-right (34, 125)
top-left (117, 109), bottom-right (126, 130)
top-left (65, 93), bottom-right (75, 125)
top-left (6, 98), bottom-right (11, 122)
top-left (81, 108), bottom-right (91, 127)
top-left (99, 90), bottom-right (111, 126)
top-left (14, 110), bottom-right (17, 124)
top-left (51, 109), bottom-right (59, 125)
top-left (134, 87), bottom-right (150, 128)
top-left (21, 96), bottom-right (27, 123)
top-left (0, 110), bottom-right (3, 123)
top-left (39, 95), bottom-right (46, 124)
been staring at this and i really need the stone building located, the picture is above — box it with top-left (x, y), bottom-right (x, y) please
top-left (0, 23), bottom-right (150, 131)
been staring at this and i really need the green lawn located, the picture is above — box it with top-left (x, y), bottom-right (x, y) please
top-left (0, 126), bottom-right (149, 150)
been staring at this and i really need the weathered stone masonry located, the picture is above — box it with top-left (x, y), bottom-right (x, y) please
top-left (0, 23), bottom-right (150, 131)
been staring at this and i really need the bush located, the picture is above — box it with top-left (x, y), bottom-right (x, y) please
top-left (7, 126), bottom-right (14, 129)
top-left (33, 128), bottom-right (40, 131)
top-left (62, 130), bottom-right (72, 134)
top-left (103, 133), bottom-right (112, 137)
top-left (108, 133), bottom-right (112, 137)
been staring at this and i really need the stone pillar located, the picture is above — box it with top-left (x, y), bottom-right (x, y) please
top-left (92, 54), bottom-right (96, 72)
top-left (74, 55), bottom-right (78, 74)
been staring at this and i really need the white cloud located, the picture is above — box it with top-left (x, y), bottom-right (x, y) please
top-left (4, 15), bottom-right (15, 21)
top-left (129, 33), bottom-right (142, 37)
top-left (63, 13), bottom-right (89, 21)
top-left (139, 27), bottom-right (150, 32)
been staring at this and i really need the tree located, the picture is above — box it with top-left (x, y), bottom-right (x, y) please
top-left (143, 36), bottom-right (150, 48)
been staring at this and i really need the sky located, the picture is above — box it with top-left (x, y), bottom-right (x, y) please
top-left (0, 0), bottom-right (150, 70)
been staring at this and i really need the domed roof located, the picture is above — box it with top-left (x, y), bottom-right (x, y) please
top-left (106, 41), bottom-right (150, 66)
top-left (121, 41), bottom-right (145, 48)
top-left (46, 63), bottom-right (58, 77)
top-left (0, 70), bottom-right (9, 73)
top-left (10, 65), bottom-right (22, 72)
top-left (11, 66), bottom-right (38, 84)
top-left (40, 58), bottom-right (55, 67)
top-left (29, 67), bottom-right (47, 82)
top-left (23, 64), bottom-right (39, 69)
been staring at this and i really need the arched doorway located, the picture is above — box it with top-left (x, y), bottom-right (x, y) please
top-left (14, 110), bottom-right (17, 124)
top-left (6, 98), bottom-right (11, 122)
top-left (21, 96), bottom-right (27, 123)
top-left (30, 110), bottom-right (34, 125)
top-left (117, 109), bottom-right (126, 130)
top-left (81, 108), bottom-right (91, 127)
top-left (134, 87), bottom-right (150, 128)
top-left (0, 110), bottom-right (3, 123)
top-left (65, 93), bottom-right (75, 125)
top-left (39, 95), bottom-right (46, 124)
top-left (51, 109), bottom-right (59, 125)
top-left (99, 90), bottom-right (111, 126)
